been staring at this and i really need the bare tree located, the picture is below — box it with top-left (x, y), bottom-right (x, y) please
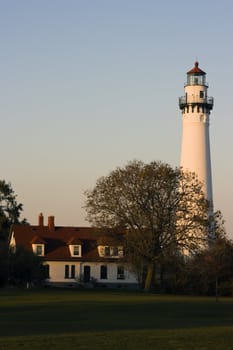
top-left (85, 160), bottom-right (210, 291)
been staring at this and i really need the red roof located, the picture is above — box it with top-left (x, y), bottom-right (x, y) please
top-left (67, 236), bottom-right (82, 245)
top-left (11, 224), bottom-right (124, 262)
top-left (30, 235), bottom-right (47, 244)
top-left (187, 61), bottom-right (206, 75)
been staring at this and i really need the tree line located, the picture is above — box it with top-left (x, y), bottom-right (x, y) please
top-left (0, 180), bottom-right (46, 286)
top-left (1, 161), bottom-right (233, 294)
top-left (85, 160), bottom-right (233, 295)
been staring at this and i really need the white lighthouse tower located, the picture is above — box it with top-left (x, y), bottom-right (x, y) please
top-left (179, 62), bottom-right (214, 205)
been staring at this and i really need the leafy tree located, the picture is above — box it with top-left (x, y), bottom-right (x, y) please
top-left (0, 180), bottom-right (24, 240)
top-left (189, 235), bottom-right (233, 299)
top-left (154, 253), bottom-right (188, 294)
top-left (0, 244), bottom-right (9, 286)
top-left (8, 246), bottom-right (47, 287)
top-left (85, 160), bottom-right (210, 291)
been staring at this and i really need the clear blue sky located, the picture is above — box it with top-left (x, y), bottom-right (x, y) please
top-left (1, 0), bottom-right (233, 238)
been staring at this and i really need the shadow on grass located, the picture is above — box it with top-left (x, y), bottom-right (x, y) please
top-left (0, 289), bottom-right (233, 338)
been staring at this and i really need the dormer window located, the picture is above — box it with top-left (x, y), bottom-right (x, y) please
top-left (36, 245), bottom-right (43, 256)
top-left (67, 237), bottom-right (82, 257)
top-left (32, 244), bottom-right (45, 256)
top-left (112, 247), bottom-right (119, 256)
top-left (69, 244), bottom-right (82, 257)
top-left (73, 245), bottom-right (81, 256)
top-left (31, 236), bottom-right (46, 257)
top-left (104, 246), bottom-right (110, 256)
top-left (104, 246), bottom-right (119, 256)
top-left (98, 245), bottom-right (124, 258)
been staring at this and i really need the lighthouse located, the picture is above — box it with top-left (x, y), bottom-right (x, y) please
top-left (179, 62), bottom-right (214, 205)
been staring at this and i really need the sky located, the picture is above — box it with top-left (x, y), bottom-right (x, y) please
top-left (1, 0), bottom-right (233, 238)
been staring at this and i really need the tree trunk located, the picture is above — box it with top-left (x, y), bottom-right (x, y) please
top-left (144, 263), bottom-right (155, 292)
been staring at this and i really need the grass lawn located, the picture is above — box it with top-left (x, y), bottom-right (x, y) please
top-left (0, 288), bottom-right (233, 349)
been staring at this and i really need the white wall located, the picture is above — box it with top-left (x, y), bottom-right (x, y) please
top-left (45, 260), bottom-right (138, 285)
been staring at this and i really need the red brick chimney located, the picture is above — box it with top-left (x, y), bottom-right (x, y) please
top-left (48, 216), bottom-right (55, 231)
top-left (38, 213), bottom-right (44, 227)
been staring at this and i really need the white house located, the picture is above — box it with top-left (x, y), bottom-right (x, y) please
top-left (9, 213), bottom-right (138, 288)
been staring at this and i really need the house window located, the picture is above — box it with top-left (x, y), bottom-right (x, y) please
top-left (100, 265), bottom-right (108, 279)
top-left (73, 245), bottom-right (80, 256)
top-left (104, 246), bottom-right (110, 256)
top-left (117, 266), bottom-right (125, 280)
top-left (118, 248), bottom-right (124, 257)
top-left (112, 247), bottom-right (118, 256)
top-left (35, 244), bottom-right (43, 256)
top-left (65, 265), bottom-right (69, 279)
top-left (69, 244), bottom-right (82, 257)
top-left (71, 265), bottom-right (75, 279)
top-left (100, 246), bottom-right (123, 258)
top-left (65, 265), bottom-right (76, 279)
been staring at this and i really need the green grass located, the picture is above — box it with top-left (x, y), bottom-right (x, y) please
top-left (0, 289), bottom-right (233, 349)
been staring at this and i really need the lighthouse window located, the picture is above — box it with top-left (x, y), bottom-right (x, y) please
top-left (200, 91), bottom-right (204, 98)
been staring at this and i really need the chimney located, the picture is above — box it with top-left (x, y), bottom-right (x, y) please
top-left (38, 213), bottom-right (44, 227)
top-left (48, 216), bottom-right (55, 231)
